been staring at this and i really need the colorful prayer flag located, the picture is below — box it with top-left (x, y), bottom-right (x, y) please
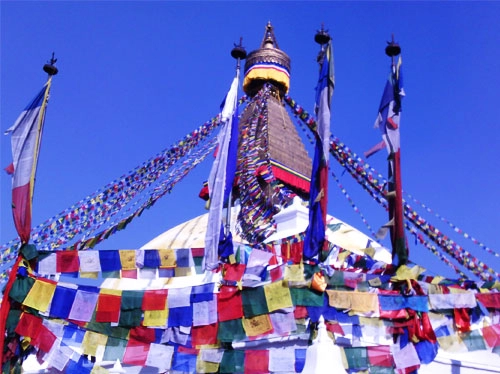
top-left (370, 53), bottom-right (407, 265)
top-left (303, 40), bottom-right (334, 261)
top-left (373, 56), bottom-right (404, 155)
top-left (4, 82), bottom-right (52, 243)
top-left (204, 71), bottom-right (239, 270)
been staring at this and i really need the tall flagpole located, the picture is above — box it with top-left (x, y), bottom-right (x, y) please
top-left (385, 37), bottom-right (408, 266)
top-left (0, 55), bottom-right (57, 371)
top-left (30, 54), bottom-right (57, 206)
top-left (303, 24), bottom-right (334, 263)
top-left (225, 38), bottom-right (247, 236)
top-left (315, 25), bottom-right (334, 261)
top-left (204, 44), bottom-right (243, 271)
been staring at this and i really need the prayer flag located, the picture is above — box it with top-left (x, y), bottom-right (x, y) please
top-left (372, 54), bottom-right (407, 265)
top-left (4, 82), bottom-right (52, 243)
top-left (82, 330), bottom-right (108, 357)
top-left (143, 309), bottom-right (168, 327)
top-left (264, 280), bottom-right (293, 312)
top-left (57, 250), bottom-right (80, 273)
top-left (15, 312), bottom-right (42, 338)
top-left (168, 305), bottom-right (193, 327)
top-left (244, 349), bottom-right (269, 373)
top-left (123, 338), bottom-right (149, 366)
top-left (269, 309), bottom-right (296, 335)
top-left (269, 347), bottom-right (296, 373)
top-left (95, 291), bottom-right (121, 323)
top-left (146, 343), bottom-right (174, 372)
top-left (220, 349), bottom-right (244, 373)
top-left (32, 325), bottom-right (57, 353)
top-left (142, 289), bottom-right (167, 311)
top-left (204, 71), bottom-right (239, 270)
top-left (482, 324), bottom-right (500, 348)
top-left (50, 285), bottom-right (77, 318)
top-left (68, 289), bottom-right (99, 322)
top-left (242, 314), bottom-right (273, 337)
top-left (192, 323), bottom-right (218, 346)
top-left (373, 56), bottom-right (404, 155)
top-left (242, 287), bottom-right (268, 318)
top-left (217, 286), bottom-right (243, 322)
top-left (367, 345), bottom-right (393, 367)
top-left (303, 40), bottom-right (334, 261)
top-left (22, 278), bottom-right (56, 313)
top-left (193, 299), bottom-right (217, 326)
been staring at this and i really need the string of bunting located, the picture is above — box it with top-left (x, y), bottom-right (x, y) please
top-left (1, 98), bottom-right (247, 257)
top-left (66, 137), bottom-right (218, 252)
top-left (324, 141), bottom-right (486, 268)
top-left (293, 111), bottom-right (381, 242)
top-left (328, 138), bottom-right (476, 278)
top-left (332, 136), bottom-right (499, 281)
top-left (0, 120), bottom-right (215, 255)
top-left (320, 136), bottom-right (476, 279)
top-left (0, 138), bottom-right (218, 290)
top-left (283, 95), bottom-right (499, 282)
top-left (326, 125), bottom-right (500, 281)
top-left (327, 139), bottom-right (491, 271)
top-left (404, 191), bottom-right (499, 259)
top-left (6, 239), bottom-right (500, 373)
top-left (236, 85), bottom-right (277, 244)
top-left (329, 134), bottom-right (493, 281)
top-left (330, 170), bottom-right (379, 240)
top-left (404, 222), bottom-right (468, 279)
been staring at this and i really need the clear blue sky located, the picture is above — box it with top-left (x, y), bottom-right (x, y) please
top-left (1, 1), bottom-right (499, 280)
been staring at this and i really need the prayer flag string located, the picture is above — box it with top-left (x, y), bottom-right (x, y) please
top-left (0, 101), bottom-right (246, 259)
top-left (284, 95), bottom-right (499, 282)
top-left (404, 191), bottom-right (499, 259)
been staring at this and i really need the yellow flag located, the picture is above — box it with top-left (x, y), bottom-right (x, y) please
top-left (143, 309), bottom-right (169, 327)
top-left (437, 334), bottom-right (466, 352)
top-left (82, 330), bottom-right (108, 357)
top-left (80, 271), bottom-right (99, 279)
top-left (119, 250), bottom-right (136, 270)
top-left (392, 264), bottom-right (426, 280)
top-left (90, 366), bottom-right (108, 374)
top-left (264, 281), bottom-right (293, 312)
top-left (242, 314), bottom-right (273, 337)
top-left (159, 249), bottom-right (177, 268)
top-left (284, 264), bottom-right (305, 282)
top-left (196, 355), bottom-right (219, 373)
top-left (350, 292), bottom-right (379, 313)
top-left (23, 279), bottom-right (56, 312)
top-left (326, 290), bottom-right (351, 309)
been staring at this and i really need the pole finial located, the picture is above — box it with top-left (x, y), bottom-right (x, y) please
top-left (43, 52), bottom-right (58, 76)
top-left (231, 37), bottom-right (247, 71)
top-left (231, 37), bottom-right (247, 60)
top-left (385, 34), bottom-right (401, 57)
top-left (314, 23), bottom-right (331, 45)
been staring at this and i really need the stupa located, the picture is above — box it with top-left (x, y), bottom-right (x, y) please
top-left (1, 22), bottom-right (499, 374)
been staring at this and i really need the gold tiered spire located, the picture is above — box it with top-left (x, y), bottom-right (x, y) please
top-left (243, 22), bottom-right (291, 96)
top-left (239, 22), bottom-right (312, 196)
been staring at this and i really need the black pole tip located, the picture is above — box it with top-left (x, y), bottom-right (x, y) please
top-left (231, 37), bottom-right (247, 60)
top-left (385, 34), bottom-right (401, 57)
top-left (314, 23), bottom-right (331, 45)
top-left (43, 53), bottom-right (58, 76)
top-left (43, 64), bottom-right (58, 76)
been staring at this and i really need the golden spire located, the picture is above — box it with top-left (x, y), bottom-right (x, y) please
top-left (243, 22), bottom-right (291, 96)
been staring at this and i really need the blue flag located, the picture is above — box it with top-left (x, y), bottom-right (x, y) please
top-left (303, 41), bottom-right (334, 261)
top-left (373, 56), bottom-right (404, 155)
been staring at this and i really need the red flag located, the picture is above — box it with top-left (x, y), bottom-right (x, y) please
top-left (4, 81), bottom-right (51, 243)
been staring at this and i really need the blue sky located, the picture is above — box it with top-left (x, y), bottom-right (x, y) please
top-left (1, 1), bottom-right (499, 280)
